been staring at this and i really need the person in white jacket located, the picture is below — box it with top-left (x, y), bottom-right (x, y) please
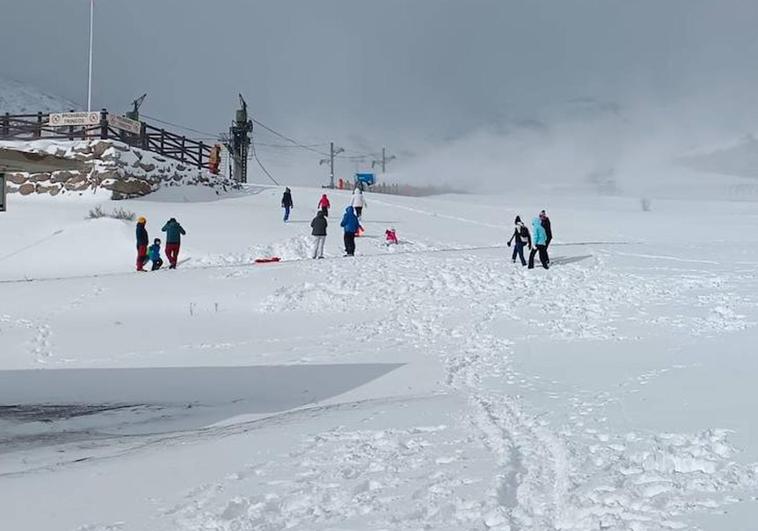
top-left (351, 189), bottom-right (366, 218)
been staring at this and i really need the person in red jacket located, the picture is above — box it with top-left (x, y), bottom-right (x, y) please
top-left (318, 194), bottom-right (331, 217)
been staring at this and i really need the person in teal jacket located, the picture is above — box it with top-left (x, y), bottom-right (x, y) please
top-left (162, 217), bottom-right (186, 269)
top-left (528, 217), bottom-right (549, 269)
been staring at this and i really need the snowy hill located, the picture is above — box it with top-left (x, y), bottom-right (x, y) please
top-left (0, 187), bottom-right (757, 530)
top-left (0, 77), bottom-right (79, 114)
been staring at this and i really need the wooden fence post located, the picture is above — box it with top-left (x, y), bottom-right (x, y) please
top-left (140, 123), bottom-right (147, 150)
top-left (100, 109), bottom-right (108, 140)
top-left (180, 137), bottom-right (186, 163)
top-left (1, 113), bottom-right (9, 138)
top-left (198, 142), bottom-right (204, 169)
top-left (68, 109), bottom-right (75, 141)
top-left (35, 112), bottom-right (43, 138)
top-left (160, 129), bottom-right (166, 155)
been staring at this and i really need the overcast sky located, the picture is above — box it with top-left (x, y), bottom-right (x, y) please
top-left (2, 0), bottom-right (758, 186)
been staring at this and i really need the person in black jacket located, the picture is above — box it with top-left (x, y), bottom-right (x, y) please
top-left (310, 210), bottom-right (328, 259)
top-left (507, 215), bottom-right (531, 266)
top-left (281, 187), bottom-right (294, 222)
top-left (135, 216), bottom-right (149, 272)
top-left (540, 210), bottom-right (553, 264)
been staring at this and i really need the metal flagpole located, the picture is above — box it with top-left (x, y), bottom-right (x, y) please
top-left (87, 0), bottom-right (94, 112)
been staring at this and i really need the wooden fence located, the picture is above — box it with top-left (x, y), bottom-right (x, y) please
top-left (0, 110), bottom-right (212, 169)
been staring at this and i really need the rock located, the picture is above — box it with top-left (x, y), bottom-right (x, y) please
top-left (37, 184), bottom-right (62, 196)
top-left (29, 173), bottom-right (51, 183)
top-left (64, 180), bottom-right (90, 191)
top-left (104, 177), bottom-right (153, 198)
top-left (50, 171), bottom-right (76, 183)
top-left (18, 183), bottom-right (35, 195)
top-left (138, 162), bottom-right (156, 172)
top-left (7, 173), bottom-right (27, 185)
top-left (91, 141), bottom-right (112, 158)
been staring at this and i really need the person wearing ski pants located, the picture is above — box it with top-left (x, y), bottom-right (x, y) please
top-left (507, 215), bottom-right (531, 266)
top-left (340, 206), bottom-right (360, 256)
top-left (351, 189), bottom-right (366, 219)
top-left (540, 210), bottom-right (553, 264)
top-left (135, 216), bottom-right (149, 271)
top-left (528, 216), bottom-right (549, 269)
top-left (310, 210), bottom-right (328, 259)
top-left (162, 217), bottom-right (186, 269)
top-left (282, 187), bottom-right (294, 222)
top-left (318, 194), bottom-right (331, 217)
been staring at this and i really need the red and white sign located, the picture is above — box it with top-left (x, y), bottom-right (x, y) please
top-left (48, 112), bottom-right (100, 127)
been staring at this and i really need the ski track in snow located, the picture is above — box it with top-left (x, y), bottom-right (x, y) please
top-left (162, 248), bottom-right (758, 530)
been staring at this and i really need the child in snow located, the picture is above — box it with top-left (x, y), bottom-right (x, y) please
top-left (385, 227), bottom-right (398, 245)
top-left (149, 238), bottom-right (164, 271)
top-left (136, 216), bottom-right (149, 272)
top-left (507, 215), bottom-right (531, 266)
top-left (318, 194), bottom-right (330, 217)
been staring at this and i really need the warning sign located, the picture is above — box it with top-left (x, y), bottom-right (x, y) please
top-left (48, 112), bottom-right (101, 127)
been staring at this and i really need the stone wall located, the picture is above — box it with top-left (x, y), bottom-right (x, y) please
top-left (3, 140), bottom-right (235, 200)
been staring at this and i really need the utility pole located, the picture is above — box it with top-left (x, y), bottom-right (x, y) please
top-left (87, 0), bottom-right (95, 111)
top-left (319, 142), bottom-right (344, 188)
top-left (229, 94), bottom-right (252, 183)
top-left (372, 147), bottom-right (396, 173)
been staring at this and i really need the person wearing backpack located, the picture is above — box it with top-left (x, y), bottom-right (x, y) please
top-left (507, 215), bottom-right (531, 266)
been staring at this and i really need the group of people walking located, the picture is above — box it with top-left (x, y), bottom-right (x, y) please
top-left (132, 190), bottom-right (551, 270)
top-left (135, 216), bottom-right (186, 271)
top-left (507, 210), bottom-right (553, 269)
top-left (293, 188), bottom-right (369, 258)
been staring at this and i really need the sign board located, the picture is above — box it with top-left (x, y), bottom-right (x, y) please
top-left (108, 114), bottom-right (142, 135)
top-left (355, 172), bottom-right (376, 186)
top-left (48, 111), bottom-right (100, 127)
top-left (0, 173), bottom-right (6, 212)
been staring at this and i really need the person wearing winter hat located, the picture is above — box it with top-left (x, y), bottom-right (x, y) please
top-left (148, 238), bottom-right (164, 271)
top-left (135, 216), bottom-right (149, 272)
top-left (507, 215), bottom-right (531, 266)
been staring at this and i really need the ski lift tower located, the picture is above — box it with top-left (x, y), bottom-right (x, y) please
top-left (229, 94), bottom-right (253, 183)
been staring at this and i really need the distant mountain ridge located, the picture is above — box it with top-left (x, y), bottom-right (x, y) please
top-left (0, 77), bottom-right (79, 114)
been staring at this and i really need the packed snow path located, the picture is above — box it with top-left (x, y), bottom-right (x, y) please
top-left (0, 188), bottom-right (757, 530)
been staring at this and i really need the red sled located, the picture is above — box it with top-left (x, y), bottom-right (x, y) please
top-left (255, 257), bottom-right (281, 264)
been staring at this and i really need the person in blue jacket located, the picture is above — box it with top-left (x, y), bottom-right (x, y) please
top-left (340, 206), bottom-right (360, 256)
top-left (148, 238), bottom-right (164, 271)
top-left (528, 216), bottom-right (549, 269)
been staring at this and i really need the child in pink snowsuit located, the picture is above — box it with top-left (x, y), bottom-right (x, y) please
top-left (385, 227), bottom-right (398, 245)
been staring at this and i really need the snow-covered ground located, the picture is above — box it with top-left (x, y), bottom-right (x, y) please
top-left (1, 185), bottom-right (757, 530)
